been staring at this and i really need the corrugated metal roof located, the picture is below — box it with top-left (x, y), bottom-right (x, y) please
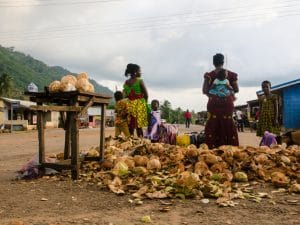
top-left (0, 97), bottom-right (36, 108)
top-left (256, 78), bottom-right (300, 96)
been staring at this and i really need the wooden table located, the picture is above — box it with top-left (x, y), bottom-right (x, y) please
top-left (25, 90), bottom-right (112, 179)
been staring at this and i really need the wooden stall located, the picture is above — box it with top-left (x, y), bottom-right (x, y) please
top-left (25, 90), bottom-right (112, 180)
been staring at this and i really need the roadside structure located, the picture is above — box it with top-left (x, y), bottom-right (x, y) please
top-left (256, 78), bottom-right (300, 130)
top-left (0, 97), bottom-right (60, 130)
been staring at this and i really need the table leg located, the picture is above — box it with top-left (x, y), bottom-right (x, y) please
top-left (37, 110), bottom-right (45, 164)
top-left (71, 112), bottom-right (79, 180)
top-left (64, 112), bottom-right (71, 159)
top-left (100, 104), bottom-right (106, 162)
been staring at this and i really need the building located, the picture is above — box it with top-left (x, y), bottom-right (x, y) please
top-left (256, 78), bottom-right (300, 129)
top-left (0, 97), bottom-right (60, 130)
top-left (87, 107), bottom-right (115, 127)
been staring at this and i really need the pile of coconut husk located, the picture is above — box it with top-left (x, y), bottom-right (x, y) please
top-left (58, 138), bottom-right (300, 205)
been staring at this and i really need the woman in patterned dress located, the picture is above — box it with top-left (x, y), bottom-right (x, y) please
top-left (202, 53), bottom-right (239, 149)
top-left (256, 80), bottom-right (280, 137)
top-left (123, 63), bottom-right (148, 137)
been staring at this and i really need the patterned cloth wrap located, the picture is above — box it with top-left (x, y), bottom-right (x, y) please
top-left (123, 78), bottom-right (148, 129)
top-left (160, 123), bottom-right (179, 145)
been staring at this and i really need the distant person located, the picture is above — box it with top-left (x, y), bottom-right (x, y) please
top-left (144, 99), bottom-right (161, 142)
top-left (256, 80), bottom-right (280, 137)
top-left (114, 91), bottom-right (130, 138)
top-left (236, 109), bottom-right (244, 132)
top-left (123, 63), bottom-right (148, 137)
top-left (208, 69), bottom-right (236, 100)
top-left (184, 109), bottom-right (192, 128)
top-left (202, 53), bottom-right (239, 148)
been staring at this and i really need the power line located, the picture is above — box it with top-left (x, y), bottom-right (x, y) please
top-left (1, 1), bottom-right (300, 37)
top-left (0, 0), bottom-right (126, 7)
top-left (2, 10), bottom-right (300, 42)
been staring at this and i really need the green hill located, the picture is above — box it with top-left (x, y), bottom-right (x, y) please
top-left (0, 45), bottom-right (113, 98)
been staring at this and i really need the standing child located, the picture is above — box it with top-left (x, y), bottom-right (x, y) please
top-left (144, 99), bottom-right (161, 142)
top-left (256, 80), bottom-right (280, 138)
top-left (114, 91), bottom-right (130, 138)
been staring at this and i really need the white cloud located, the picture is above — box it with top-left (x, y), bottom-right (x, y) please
top-left (1, 0), bottom-right (300, 111)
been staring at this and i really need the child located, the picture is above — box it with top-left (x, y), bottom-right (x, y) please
top-left (256, 80), bottom-right (280, 137)
top-left (209, 69), bottom-right (235, 99)
top-left (114, 91), bottom-right (130, 138)
top-left (144, 99), bottom-right (161, 142)
top-left (259, 131), bottom-right (277, 147)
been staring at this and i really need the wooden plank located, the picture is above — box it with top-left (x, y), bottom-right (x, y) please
top-left (30, 105), bottom-right (82, 112)
top-left (77, 96), bottom-right (110, 104)
top-left (99, 104), bottom-right (106, 162)
top-left (25, 90), bottom-right (112, 99)
top-left (41, 161), bottom-right (72, 171)
top-left (83, 156), bottom-right (101, 161)
top-left (79, 96), bottom-right (95, 117)
top-left (37, 103), bottom-right (45, 164)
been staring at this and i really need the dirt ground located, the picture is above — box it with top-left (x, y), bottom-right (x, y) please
top-left (0, 125), bottom-right (299, 225)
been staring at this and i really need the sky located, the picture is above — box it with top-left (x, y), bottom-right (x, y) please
top-left (1, 0), bottom-right (300, 112)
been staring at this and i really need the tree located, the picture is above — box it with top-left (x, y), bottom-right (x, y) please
top-left (0, 73), bottom-right (14, 97)
top-left (160, 100), bottom-right (172, 122)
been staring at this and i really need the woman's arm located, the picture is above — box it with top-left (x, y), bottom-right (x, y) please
top-left (140, 79), bottom-right (148, 102)
top-left (231, 81), bottom-right (239, 93)
top-left (202, 73), bottom-right (210, 95)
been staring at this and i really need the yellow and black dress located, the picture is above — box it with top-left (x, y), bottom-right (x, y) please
top-left (123, 78), bottom-right (148, 129)
top-left (256, 94), bottom-right (280, 137)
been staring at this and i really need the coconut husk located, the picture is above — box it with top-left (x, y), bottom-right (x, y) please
top-left (289, 183), bottom-right (300, 193)
top-left (133, 155), bottom-right (149, 167)
top-left (147, 158), bottom-right (161, 170)
top-left (271, 172), bottom-right (290, 187)
top-left (194, 161), bottom-right (209, 176)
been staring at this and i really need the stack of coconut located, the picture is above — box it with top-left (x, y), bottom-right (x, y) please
top-left (48, 72), bottom-right (95, 93)
top-left (56, 138), bottom-right (300, 205)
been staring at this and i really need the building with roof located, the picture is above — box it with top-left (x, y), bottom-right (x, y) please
top-left (87, 107), bottom-right (115, 127)
top-left (256, 78), bottom-right (300, 129)
top-left (0, 97), bottom-right (60, 130)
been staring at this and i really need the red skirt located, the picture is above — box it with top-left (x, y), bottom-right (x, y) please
top-left (205, 95), bottom-right (239, 148)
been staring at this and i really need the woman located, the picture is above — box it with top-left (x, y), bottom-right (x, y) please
top-left (202, 53), bottom-right (239, 148)
top-left (123, 63), bottom-right (148, 137)
top-left (256, 80), bottom-right (280, 137)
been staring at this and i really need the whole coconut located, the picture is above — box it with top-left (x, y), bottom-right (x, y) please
top-left (77, 72), bottom-right (89, 80)
top-left (76, 78), bottom-right (90, 92)
top-left (61, 75), bottom-right (77, 86)
top-left (48, 80), bottom-right (61, 93)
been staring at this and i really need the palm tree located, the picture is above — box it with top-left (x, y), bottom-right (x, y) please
top-left (0, 73), bottom-right (14, 97)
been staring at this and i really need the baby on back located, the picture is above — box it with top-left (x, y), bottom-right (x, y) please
top-left (209, 69), bottom-right (235, 99)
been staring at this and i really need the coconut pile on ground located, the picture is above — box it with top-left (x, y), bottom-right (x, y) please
top-left (48, 72), bottom-right (95, 93)
top-left (56, 138), bottom-right (300, 206)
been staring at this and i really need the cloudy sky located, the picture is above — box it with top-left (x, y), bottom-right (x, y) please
top-left (1, 0), bottom-right (300, 111)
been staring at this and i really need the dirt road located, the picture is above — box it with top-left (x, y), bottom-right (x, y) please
top-left (0, 126), bottom-right (299, 225)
